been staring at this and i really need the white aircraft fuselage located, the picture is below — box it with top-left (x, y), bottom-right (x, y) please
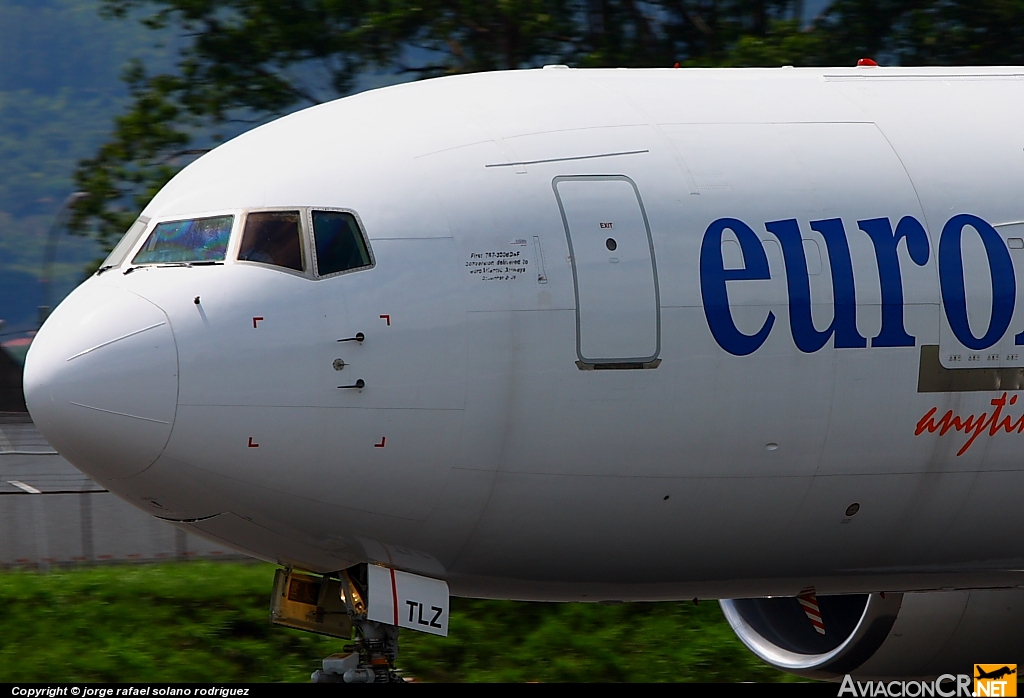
top-left (24, 66), bottom-right (1024, 608)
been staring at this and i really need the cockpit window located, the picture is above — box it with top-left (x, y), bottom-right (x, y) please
top-left (238, 211), bottom-right (304, 271)
top-left (311, 210), bottom-right (372, 276)
top-left (98, 217), bottom-right (150, 271)
top-left (131, 215), bottom-right (234, 265)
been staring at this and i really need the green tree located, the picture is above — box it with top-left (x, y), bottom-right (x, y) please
top-left (76, 0), bottom-right (1024, 249)
top-left (821, 0), bottom-right (1024, 65)
top-left (70, 0), bottom-right (814, 247)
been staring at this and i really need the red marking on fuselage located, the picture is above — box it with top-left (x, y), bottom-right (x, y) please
top-left (248, 437), bottom-right (259, 448)
top-left (380, 314), bottom-right (390, 326)
top-left (390, 567), bottom-right (399, 626)
top-left (252, 316), bottom-right (264, 328)
top-left (916, 393), bottom-right (1024, 455)
top-left (375, 437), bottom-right (386, 448)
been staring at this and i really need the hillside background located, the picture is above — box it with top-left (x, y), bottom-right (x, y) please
top-left (0, 0), bottom-right (177, 343)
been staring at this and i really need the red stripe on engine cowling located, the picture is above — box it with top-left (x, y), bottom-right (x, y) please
top-left (797, 586), bottom-right (825, 634)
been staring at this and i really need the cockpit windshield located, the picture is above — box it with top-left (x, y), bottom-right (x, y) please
top-left (238, 211), bottom-right (304, 271)
top-left (132, 215), bottom-right (234, 265)
top-left (311, 210), bottom-right (372, 276)
top-left (98, 217), bottom-right (150, 272)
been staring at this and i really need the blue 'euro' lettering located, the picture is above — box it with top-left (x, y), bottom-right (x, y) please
top-left (939, 214), bottom-right (1016, 350)
top-left (858, 216), bottom-right (930, 347)
top-left (699, 218), bottom-right (775, 356)
top-left (766, 218), bottom-right (866, 353)
top-left (701, 213), bottom-right (1024, 356)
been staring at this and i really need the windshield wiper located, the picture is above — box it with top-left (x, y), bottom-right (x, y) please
top-left (125, 261), bottom-right (224, 273)
top-left (155, 261), bottom-right (224, 268)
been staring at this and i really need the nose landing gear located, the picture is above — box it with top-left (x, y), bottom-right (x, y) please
top-left (272, 562), bottom-right (450, 682)
top-left (269, 566), bottom-right (407, 683)
top-left (311, 621), bottom-right (403, 683)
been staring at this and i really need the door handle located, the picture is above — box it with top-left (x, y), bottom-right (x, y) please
top-left (338, 379), bottom-right (365, 390)
top-left (337, 332), bottom-right (365, 343)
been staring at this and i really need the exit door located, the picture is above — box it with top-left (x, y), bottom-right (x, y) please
top-left (554, 176), bottom-right (661, 368)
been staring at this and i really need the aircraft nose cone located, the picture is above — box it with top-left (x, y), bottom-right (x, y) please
top-left (24, 284), bottom-right (178, 481)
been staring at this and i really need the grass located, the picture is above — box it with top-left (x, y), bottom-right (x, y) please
top-left (0, 561), bottom-right (799, 683)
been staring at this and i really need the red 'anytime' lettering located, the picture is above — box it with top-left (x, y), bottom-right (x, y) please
top-left (915, 393), bottom-right (1024, 455)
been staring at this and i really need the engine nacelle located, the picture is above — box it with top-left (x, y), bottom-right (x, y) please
top-left (721, 589), bottom-right (1024, 680)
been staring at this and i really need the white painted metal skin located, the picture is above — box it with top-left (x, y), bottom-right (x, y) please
top-left (23, 67), bottom-right (1024, 613)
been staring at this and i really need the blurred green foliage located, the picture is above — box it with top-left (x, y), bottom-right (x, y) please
top-left (67, 0), bottom-right (829, 246)
top-left (0, 562), bottom-right (331, 682)
top-left (0, 561), bottom-right (798, 683)
top-left (68, 0), bottom-right (1024, 250)
top-left (405, 596), bottom-right (802, 682)
top-left (7, 1), bottom-right (1024, 263)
